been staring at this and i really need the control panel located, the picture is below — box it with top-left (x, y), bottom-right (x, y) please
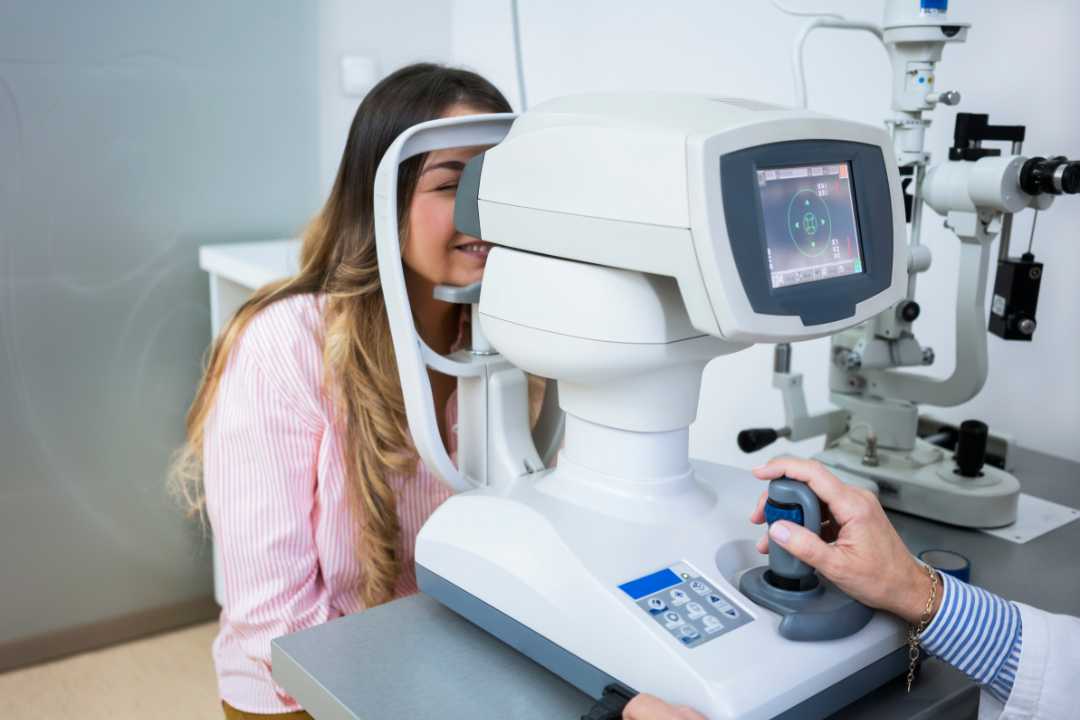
top-left (618, 562), bottom-right (752, 649)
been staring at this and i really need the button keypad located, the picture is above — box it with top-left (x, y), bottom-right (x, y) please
top-left (632, 574), bottom-right (751, 648)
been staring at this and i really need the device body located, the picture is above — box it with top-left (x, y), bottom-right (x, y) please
top-left (367, 93), bottom-right (912, 718)
top-left (456, 94), bottom-right (908, 346)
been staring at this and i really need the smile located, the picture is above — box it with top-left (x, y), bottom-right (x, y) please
top-left (454, 242), bottom-right (494, 258)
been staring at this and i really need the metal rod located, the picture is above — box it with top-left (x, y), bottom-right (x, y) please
top-left (510, 0), bottom-right (528, 111)
top-left (1027, 210), bottom-right (1039, 255)
top-left (906, 163), bottom-right (926, 298)
top-left (774, 343), bottom-right (792, 374)
top-left (999, 213), bottom-right (1014, 261)
top-left (997, 141), bottom-right (1023, 261)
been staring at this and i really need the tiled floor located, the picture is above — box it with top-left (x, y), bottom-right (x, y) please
top-left (0, 621), bottom-right (221, 720)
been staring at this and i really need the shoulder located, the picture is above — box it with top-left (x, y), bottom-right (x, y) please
top-left (238, 292), bottom-right (324, 367)
top-left (229, 292), bottom-right (327, 426)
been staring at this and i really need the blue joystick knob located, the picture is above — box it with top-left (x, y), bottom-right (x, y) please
top-left (763, 501), bottom-right (804, 527)
top-left (765, 478), bottom-right (822, 590)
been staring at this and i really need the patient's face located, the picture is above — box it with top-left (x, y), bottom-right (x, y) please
top-left (403, 103), bottom-right (495, 290)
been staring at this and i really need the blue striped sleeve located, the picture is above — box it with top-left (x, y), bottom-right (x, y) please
top-left (918, 572), bottom-right (1023, 704)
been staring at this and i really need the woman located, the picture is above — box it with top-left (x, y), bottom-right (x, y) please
top-left (627, 457), bottom-right (1079, 720)
top-left (170, 63), bottom-right (516, 718)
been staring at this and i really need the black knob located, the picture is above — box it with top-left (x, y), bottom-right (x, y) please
top-left (955, 420), bottom-right (988, 478)
top-left (898, 300), bottom-right (921, 323)
top-left (738, 428), bottom-right (779, 453)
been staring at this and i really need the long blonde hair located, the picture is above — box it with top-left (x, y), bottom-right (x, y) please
top-left (169, 64), bottom-right (513, 608)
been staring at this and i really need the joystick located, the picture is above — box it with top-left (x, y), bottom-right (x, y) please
top-left (739, 478), bottom-right (873, 641)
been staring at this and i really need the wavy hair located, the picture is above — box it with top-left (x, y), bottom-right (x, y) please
top-left (169, 63), bottom-right (513, 607)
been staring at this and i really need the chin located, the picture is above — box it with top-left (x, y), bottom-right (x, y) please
top-left (448, 263), bottom-right (487, 286)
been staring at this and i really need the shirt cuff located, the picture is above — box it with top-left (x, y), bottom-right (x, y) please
top-left (918, 571), bottom-right (1022, 704)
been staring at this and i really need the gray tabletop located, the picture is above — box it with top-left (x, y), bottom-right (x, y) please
top-left (273, 446), bottom-right (1080, 720)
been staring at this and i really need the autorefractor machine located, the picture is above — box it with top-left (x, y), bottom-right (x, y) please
top-left (373, 91), bottom-right (914, 719)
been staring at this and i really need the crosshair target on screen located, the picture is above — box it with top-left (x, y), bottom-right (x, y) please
top-left (758, 162), bottom-right (864, 289)
top-left (786, 190), bottom-right (832, 257)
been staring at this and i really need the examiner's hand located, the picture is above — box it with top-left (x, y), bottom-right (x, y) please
top-left (623, 693), bottom-right (706, 720)
top-left (750, 456), bottom-right (940, 624)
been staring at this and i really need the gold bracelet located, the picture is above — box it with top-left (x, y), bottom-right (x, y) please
top-left (906, 563), bottom-right (939, 692)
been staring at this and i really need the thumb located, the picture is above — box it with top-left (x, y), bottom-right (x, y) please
top-left (770, 520), bottom-right (834, 573)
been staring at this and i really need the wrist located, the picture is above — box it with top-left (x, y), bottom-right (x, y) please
top-left (927, 570), bottom-right (943, 622)
top-left (896, 559), bottom-right (942, 625)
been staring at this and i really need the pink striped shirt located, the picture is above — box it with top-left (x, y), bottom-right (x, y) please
top-left (203, 293), bottom-right (456, 713)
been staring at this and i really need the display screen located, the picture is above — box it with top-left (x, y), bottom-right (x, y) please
top-left (756, 162), bottom-right (864, 289)
top-left (618, 568), bottom-right (681, 600)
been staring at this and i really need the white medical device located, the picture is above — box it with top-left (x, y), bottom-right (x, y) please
top-left (741, 0), bottom-right (1079, 528)
top-left (375, 95), bottom-right (911, 718)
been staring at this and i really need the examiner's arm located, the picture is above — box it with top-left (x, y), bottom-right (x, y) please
top-left (750, 457), bottom-right (1080, 720)
top-left (917, 572), bottom-right (1021, 705)
top-left (623, 458), bottom-right (1078, 720)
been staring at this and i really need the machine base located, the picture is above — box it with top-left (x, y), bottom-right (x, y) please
top-left (738, 567), bottom-right (874, 642)
top-left (419, 564), bottom-right (907, 720)
top-left (818, 437), bottom-right (1020, 527)
top-left (416, 459), bottom-right (907, 718)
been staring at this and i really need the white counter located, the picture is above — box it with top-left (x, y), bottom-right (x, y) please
top-left (199, 239), bottom-right (302, 335)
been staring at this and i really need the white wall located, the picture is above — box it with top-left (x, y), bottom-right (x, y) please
top-left (451, 0), bottom-right (1080, 466)
top-left (0, 0), bottom-right (320, 649)
top-left (318, 0), bottom-right (454, 195)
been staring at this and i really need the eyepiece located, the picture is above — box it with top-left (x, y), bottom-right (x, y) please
top-left (1020, 156), bottom-right (1080, 196)
top-left (1055, 161), bottom-right (1080, 194)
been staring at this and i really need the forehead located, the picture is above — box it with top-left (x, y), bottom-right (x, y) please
top-left (421, 100), bottom-right (501, 171)
top-left (420, 102), bottom-right (500, 170)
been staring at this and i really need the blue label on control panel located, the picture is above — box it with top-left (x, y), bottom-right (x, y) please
top-left (618, 568), bottom-right (682, 600)
top-left (619, 563), bottom-right (752, 649)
